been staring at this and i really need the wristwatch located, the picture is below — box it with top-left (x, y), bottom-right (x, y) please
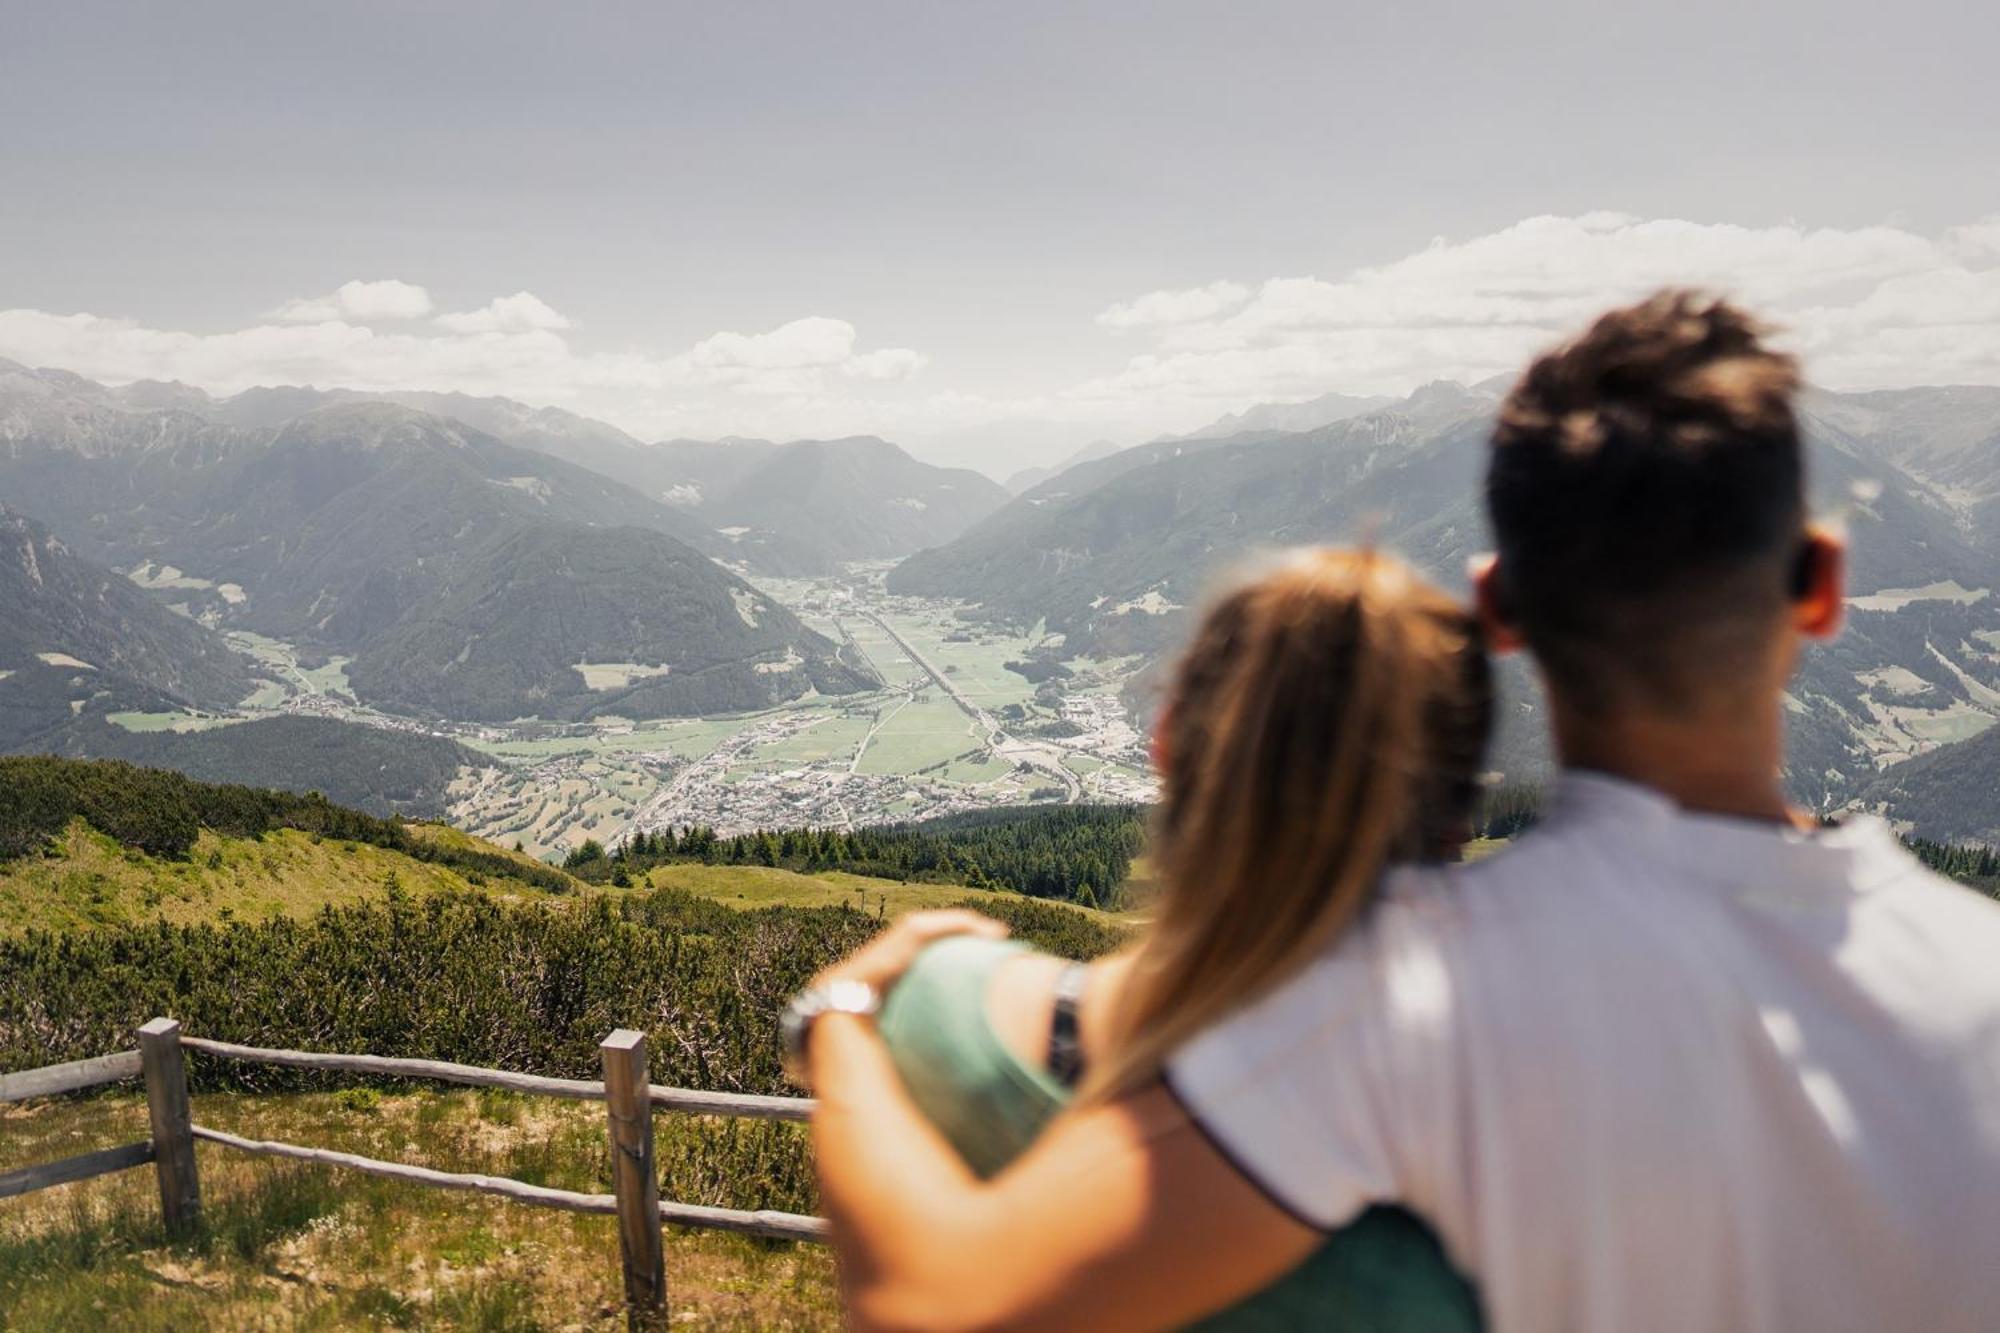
top-left (779, 977), bottom-right (881, 1085)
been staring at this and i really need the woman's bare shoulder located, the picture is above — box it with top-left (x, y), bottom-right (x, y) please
top-left (986, 950), bottom-right (1136, 1069)
top-left (985, 951), bottom-right (1067, 1067)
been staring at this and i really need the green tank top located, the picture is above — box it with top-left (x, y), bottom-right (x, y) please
top-left (877, 936), bottom-right (1483, 1333)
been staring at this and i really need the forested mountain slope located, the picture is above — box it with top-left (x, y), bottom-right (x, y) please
top-left (1854, 725), bottom-right (2000, 846)
top-left (0, 366), bottom-right (875, 720)
top-left (0, 507), bottom-right (254, 748)
top-left (345, 521), bottom-right (874, 721)
top-left (53, 715), bottom-right (490, 817)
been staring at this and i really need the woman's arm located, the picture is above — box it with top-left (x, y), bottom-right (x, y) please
top-left (805, 915), bottom-right (1320, 1332)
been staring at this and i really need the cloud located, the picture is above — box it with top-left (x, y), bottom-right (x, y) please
top-left (0, 294), bottom-right (928, 437)
top-left (3, 215), bottom-right (1996, 453)
top-left (689, 316), bottom-right (857, 372)
top-left (434, 291), bottom-right (573, 334)
top-left (683, 317), bottom-right (924, 394)
top-left (843, 347), bottom-right (928, 380)
top-left (1069, 214), bottom-right (2000, 425)
top-left (1097, 280), bottom-right (1250, 331)
top-left (270, 278), bottom-right (433, 323)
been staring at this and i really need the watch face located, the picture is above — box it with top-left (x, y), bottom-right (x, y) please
top-left (779, 1001), bottom-right (815, 1083)
top-left (825, 978), bottom-right (877, 1014)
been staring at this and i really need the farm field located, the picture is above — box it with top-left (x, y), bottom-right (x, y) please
top-left (103, 711), bottom-right (240, 734)
top-left (443, 575), bottom-right (1156, 858)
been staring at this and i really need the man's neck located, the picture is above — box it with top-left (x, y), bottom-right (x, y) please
top-left (1553, 700), bottom-right (1802, 827)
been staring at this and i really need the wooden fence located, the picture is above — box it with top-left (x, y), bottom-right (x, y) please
top-left (0, 1019), bottom-right (823, 1327)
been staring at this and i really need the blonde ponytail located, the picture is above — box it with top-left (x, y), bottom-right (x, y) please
top-left (1085, 548), bottom-right (1489, 1102)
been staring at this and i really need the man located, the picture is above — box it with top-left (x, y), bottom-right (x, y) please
top-left (799, 291), bottom-right (2000, 1330)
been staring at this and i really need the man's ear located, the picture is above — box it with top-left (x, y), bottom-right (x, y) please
top-left (1149, 703), bottom-right (1173, 778)
top-left (1792, 527), bottom-right (1845, 641)
top-left (1469, 553), bottom-right (1526, 655)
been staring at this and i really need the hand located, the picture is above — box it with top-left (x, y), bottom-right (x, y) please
top-left (815, 908), bottom-right (1008, 993)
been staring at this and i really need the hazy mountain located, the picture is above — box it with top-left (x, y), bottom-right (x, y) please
top-left (0, 367), bottom-right (875, 721)
top-left (1170, 390), bottom-right (1399, 441)
top-left (1003, 439), bottom-right (1122, 495)
top-left (0, 507), bottom-right (255, 748)
top-left (0, 362), bottom-right (1010, 575)
top-left (575, 435), bottom-right (1012, 572)
top-left (1806, 385), bottom-right (2000, 556)
top-left (70, 373), bottom-right (657, 468)
top-left (891, 386), bottom-right (1506, 654)
top-left (895, 408), bottom-right (1490, 657)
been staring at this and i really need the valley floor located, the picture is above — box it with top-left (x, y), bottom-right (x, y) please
top-left (112, 568), bottom-right (1160, 862)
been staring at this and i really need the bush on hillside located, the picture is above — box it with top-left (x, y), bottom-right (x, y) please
top-left (0, 886), bottom-right (1126, 1092)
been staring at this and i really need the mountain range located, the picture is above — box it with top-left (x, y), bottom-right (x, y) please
top-left (0, 364), bottom-right (1010, 575)
top-left (0, 361), bottom-right (876, 723)
top-left (892, 380), bottom-right (2000, 811)
top-left (496, 431), bottom-right (1011, 573)
top-left (5, 353), bottom-right (1998, 837)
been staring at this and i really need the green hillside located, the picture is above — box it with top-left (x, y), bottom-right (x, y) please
top-left (0, 755), bottom-right (576, 930)
top-left (0, 820), bottom-right (560, 936)
top-left (0, 757), bottom-right (1130, 936)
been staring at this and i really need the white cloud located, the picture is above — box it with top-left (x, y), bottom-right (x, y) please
top-left (843, 347), bottom-right (928, 380)
top-left (3, 215), bottom-right (1996, 456)
top-left (270, 278), bottom-right (433, 323)
top-left (1068, 214), bottom-right (2000, 427)
top-left (1097, 280), bottom-right (1250, 331)
top-left (434, 291), bottom-right (573, 334)
top-left (689, 316), bottom-right (856, 372)
top-left (679, 317), bottom-right (925, 395)
top-left (0, 296), bottom-right (928, 437)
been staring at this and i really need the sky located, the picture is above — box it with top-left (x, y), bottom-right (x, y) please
top-left (1, 0), bottom-right (1996, 474)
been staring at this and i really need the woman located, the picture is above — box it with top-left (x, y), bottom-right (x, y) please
top-left (786, 549), bottom-right (1492, 1330)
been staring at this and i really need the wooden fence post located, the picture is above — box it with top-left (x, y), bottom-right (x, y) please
top-left (138, 1017), bottom-right (201, 1236)
top-left (603, 1029), bottom-right (666, 1326)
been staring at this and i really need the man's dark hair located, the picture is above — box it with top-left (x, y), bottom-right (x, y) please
top-left (1486, 289), bottom-right (1806, 717)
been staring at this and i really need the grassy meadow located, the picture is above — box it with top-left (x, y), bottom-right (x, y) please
top-left (2, 1088), bottom-right (838, 1331)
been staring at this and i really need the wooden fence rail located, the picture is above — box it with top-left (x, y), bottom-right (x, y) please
top-left (0, 1049), bottom-right (142, 1103)
top-left (179, 1035), bottom-right (815, 1121)
top-left (1, 1019), bottom-right (824, 1329)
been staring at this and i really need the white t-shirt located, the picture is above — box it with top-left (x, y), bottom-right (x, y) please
top-left (1167, 771), bottom-right (2000, 1332)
